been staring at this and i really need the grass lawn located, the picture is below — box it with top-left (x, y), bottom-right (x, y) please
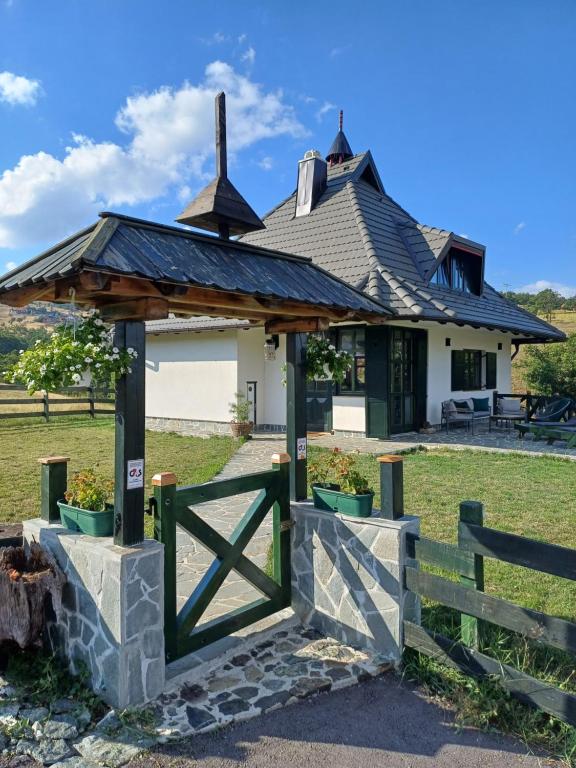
top-left (310, 445), bottom-right (576, 762)
top-left (0, 416), bottom-right (239, 535)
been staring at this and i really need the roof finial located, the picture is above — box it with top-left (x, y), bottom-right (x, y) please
top-left (326, 108), bottom-right (353, 166)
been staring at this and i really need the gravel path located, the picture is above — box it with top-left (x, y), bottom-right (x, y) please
top-left (131, 676), bottom-right (558, 768)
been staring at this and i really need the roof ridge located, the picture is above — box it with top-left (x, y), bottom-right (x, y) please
top-left (80, 216), bottom-right (121, 267)
top-left (345, 180), bottom-right (381, 274)
top-left (393, 218), bottom-right (429, 280)
top-left (378, 268), bottom-right (424, 315)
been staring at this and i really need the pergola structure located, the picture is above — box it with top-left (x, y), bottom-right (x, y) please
top-left (0, 212), bottom-right (389, 547)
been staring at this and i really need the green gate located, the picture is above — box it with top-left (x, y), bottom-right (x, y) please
top-left (153, 453), bottom-right (291, 662)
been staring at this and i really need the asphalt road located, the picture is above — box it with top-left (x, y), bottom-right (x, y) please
top-left (131, 676), bottom-right (558, 768)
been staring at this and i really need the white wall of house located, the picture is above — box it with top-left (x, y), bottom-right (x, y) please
top-left (333, 396), bottom-right (365, 432)
top-left (146, 330), bottom-right (238, 423)
top-left (425, 324), bottom-right (512, 425)
top-left (237, 328), bottom-right (265, 425)
top-left (263, 334), bottom-right (287, 427)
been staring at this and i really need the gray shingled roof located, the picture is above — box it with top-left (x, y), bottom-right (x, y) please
top-left (242, 152), bottom-right (564, 342)
top-left (0, 212), bottom-right (390, 319)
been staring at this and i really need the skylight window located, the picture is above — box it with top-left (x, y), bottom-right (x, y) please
top-left (431, 247), bottom-right (483, 296)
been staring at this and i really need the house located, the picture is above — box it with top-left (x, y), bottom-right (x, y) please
top-left (145, 118), bottom-right (564, 438)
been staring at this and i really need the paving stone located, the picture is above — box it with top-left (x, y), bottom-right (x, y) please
top-left (217, 698), bottom-right (251, 716)
top-left (243, 665), bottom-right (265, 683)
top-left (179, 683), bottom-right (206, 703)
top-left (231, 686), bottom-right (260, 700)
top-left (16, 737), bottom-right (74, 765)
top-left (256, 690), bottom-right (292, 711)
top-left (262, 678), bottom-right (287, 692)
top-left (211, 692), bottom-right (232, 704)
top-left (229, 654), bottom-right (251, 667)
top-left (33, 719), bottom-right (78, 741)
top-left (75, 731), bottom-right (155, 768)
top-left (185, 707), bottom-right (216, 731)
top-left (19, 707), bottom-right (49, 723)
top-left (207, 675), bottom-right (242, 692)
top-left (289, 677), bottom-right (332, 699)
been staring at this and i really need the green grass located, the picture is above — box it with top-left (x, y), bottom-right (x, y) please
top-left (0, 416), bottom-right (239, 537)
top-left (311, 446), bottom-right (576, 763)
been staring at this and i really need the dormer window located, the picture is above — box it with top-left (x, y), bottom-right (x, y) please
top-left (431, 246), bottom-right (483, 295)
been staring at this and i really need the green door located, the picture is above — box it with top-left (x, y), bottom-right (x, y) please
top-left (306, 380), bottom-right (333, 432)
top-left (389, 328), bottom-right (428, 434)
top-left (366, 326), bottom-right (390, 438)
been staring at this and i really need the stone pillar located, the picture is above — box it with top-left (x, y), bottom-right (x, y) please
top-left (23, 519), bottom-right (165, 708)
top-left (290, 503), bottom-right (420, 664)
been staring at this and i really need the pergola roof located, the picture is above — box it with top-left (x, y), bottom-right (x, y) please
top-left (0, 212), bottom-right (391, 329)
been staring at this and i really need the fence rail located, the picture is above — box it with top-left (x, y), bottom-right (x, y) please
top-left (0, 384), bottom-right (114, 420)
top-left (404, 502), bottom-right (576, 726)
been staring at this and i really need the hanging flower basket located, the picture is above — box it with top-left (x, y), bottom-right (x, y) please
top-left (7, 313), bottom-right (138, 394)
top-left (305, 336), bottom-right (353, 383)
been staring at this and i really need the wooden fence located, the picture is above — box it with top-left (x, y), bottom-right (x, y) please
top-left (493, 391), bottom-right (576, 421)
top-left (404, 501), bottom-right (576, 726)
top-left (0, 384), bottom-right (114, 421)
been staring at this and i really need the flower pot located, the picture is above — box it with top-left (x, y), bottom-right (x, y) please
top-left (311, 484), bottom-right (374, 517)
top-left (230, 421), bottom-right (253, 438)
top-left (57, 501), bottom-right (114, 537)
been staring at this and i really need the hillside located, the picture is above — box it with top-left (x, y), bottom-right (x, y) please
top-left (0, 301), bottom-right (74, 331)
top-left (512, 310), bottom-right (575, 392)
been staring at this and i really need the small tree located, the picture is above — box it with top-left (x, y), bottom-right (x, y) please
top-left (522, 334), bottom-right (576, 397)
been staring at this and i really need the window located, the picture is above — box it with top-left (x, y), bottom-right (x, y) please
top-left (432, 247), bottom-right (483, 295)
top-left (336, 327), bottom-right (365, 393)
top-left (451, 349), bottom-right (498, 391)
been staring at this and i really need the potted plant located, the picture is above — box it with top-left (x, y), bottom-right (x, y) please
top-left (309, 449), bottom-right (374, 517)
top-left (58, 469), bottom-right (114, 537)
top-left (229, 392), bottom-right (253, 438)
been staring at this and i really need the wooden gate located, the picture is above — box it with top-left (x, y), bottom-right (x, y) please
top-left (403, 502), bottom-right (576, 726)
top-left (153, 454), bottom-right (291, 662)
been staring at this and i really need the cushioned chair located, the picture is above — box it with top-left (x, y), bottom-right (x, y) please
top-left (442, 397), bottom-right (491, 434)
top-left (532, 398), bottom-right (573, 423)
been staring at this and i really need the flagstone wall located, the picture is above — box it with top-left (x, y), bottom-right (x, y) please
top-left (290, 503), bottom-right (420, 661)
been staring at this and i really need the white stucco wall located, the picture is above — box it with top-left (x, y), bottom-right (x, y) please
top-left (333, 396), bottom-right (365, 432)
top-left (263, 334), bottom-right (287, 427)
top-left (145, 330), bottom-right (238, 423)
top-left (237, 328), bottom-right (265, 425)
top-left (425, 324), bottom-right (512, 425)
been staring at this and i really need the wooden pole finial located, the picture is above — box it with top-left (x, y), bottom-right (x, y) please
top-left (215, 91), bottom-right (227, 180)
top-left (271, 453), bottom-right (291, 464)
top-left (152, 472), bottom-right (178, 487)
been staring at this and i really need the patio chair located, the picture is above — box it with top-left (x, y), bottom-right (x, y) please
top-left (442, 400), bottom-right (472, 433)
top-left (532, 398), bottom-right (573, 423)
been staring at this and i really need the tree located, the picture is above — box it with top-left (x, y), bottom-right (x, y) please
top-left (522, 334), bottom-right (576, 397)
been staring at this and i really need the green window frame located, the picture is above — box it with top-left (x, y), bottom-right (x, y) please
top-left (336, 327), bottom-right (366, 394)
top-left (451, 349), bottom-right (498, 391)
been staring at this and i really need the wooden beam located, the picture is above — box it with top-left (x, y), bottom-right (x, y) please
top-left (99, 297), bottom-right (169, 322)
top-left (0, 284), bottom-right (55, 307)
top-left (265, 317), bottom-right (330, 334)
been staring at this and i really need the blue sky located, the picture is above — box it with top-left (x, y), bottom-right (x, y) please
top-left (0, 0), bottom-right (575, 295)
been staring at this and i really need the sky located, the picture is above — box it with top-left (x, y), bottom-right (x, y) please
top-left (0, 0), bottom-right (575, 296)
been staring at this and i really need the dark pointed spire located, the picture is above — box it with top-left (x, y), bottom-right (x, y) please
top-left (326, 110), bottom-right (353, 166)
top-left (176, 92), bottom-right (265, 239)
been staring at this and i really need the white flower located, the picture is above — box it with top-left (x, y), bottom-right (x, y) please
top-left (95, 363), bottom-right (101, 368)
top-left (112, 347), bottom-right (119, 354)
top-left (19, 349), bottom-right (24, 354)
top-left (72, 373), bottom-right (81, 383)
top-left (127, 347), bottom-right (134, 355)
top-left (328, 345), bottom-right (336, 351)
top-left (84, 357), bottom-right (92, 363)
top-left (94, 318), bottom-right (104, 327)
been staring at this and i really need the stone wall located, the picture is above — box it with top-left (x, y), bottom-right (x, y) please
top-left (23, 520), bottom-right (165, 709)
top-left (290, 503), bottom-right (420, 663)
top-left (146, 416), bottom-right (285, 437)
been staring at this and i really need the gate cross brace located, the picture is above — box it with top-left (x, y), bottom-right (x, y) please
top-left (176, 485), bottom-right (281, 635)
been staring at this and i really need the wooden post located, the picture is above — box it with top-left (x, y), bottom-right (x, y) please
top-left (43, 391), bottom-right (50, 422)
top-left (89, 386), bottom-right (95, 419)
top-left (272, 453), bottom-right (291, 604)
top-left (286, 333), bottom-right (307, 501)
top-left (153, 471), bottom-right (177, 662)
top-left (113, 320), bottom-right (146, 546)
top-left (378, 455), bottom-right (404, 519)
top-left (458, 500), bottom-right (485, 649)
top-left (38, 456), bottom-right (70, 523)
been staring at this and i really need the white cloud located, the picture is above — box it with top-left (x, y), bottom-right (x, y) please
top-left (199, 31), bottom-right (230, 45)
top-left (518, 280), bottom-right (576, 298)
top-left (5, 261), bottom-right (16, 271)
top-left (0, 61), bottom-right (307, 249)
top-left (258, 156), bottom-right (273, 171)
top-left (237, 34), bottom-right (247, 45)
top-left (0, 71), bottom-right (41, 106)
top-left (329, 44), bottom-right (352, 58)
top-left (513, 221), bottom-right (526, 235)
top-left (241, 47), bottom-right (256, 66)
top-left (315, 101), bottom-right (335, 122)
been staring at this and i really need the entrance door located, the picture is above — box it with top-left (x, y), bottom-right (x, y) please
top-left (389, 328), bottom-right (427, 434)
top-left (366, 326), bottom-right (390, 438)
top-left (306, 380), bottom-right (333, 432)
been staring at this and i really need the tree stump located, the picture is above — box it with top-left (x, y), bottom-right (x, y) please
top-left (0, 543), bottom-right (66, 649)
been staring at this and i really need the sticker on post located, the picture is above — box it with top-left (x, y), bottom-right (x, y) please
top-left (127, 459), bottom-right (144, 490)
top-left (297, 437), bottom-right (307, 461)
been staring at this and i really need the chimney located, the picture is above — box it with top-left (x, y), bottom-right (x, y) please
top-left (295, 150), bottom-right (327, 218)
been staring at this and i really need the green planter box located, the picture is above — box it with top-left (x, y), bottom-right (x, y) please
top-left (311, 484), bottom-right (374, 518)
top-left (57, 501), bottom-right (114, 537)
